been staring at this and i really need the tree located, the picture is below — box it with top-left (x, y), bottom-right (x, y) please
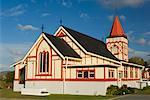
top-left (129, 57), bottom-right (145, 65)
top-left (5, 71), bottom-right (14, 83)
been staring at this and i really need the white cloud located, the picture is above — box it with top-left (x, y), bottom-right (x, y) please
top-left (120, 15), bottom-right (126, 21)
top-left (137, 38), bottom-right (146, 45)
top-left (144, 31), bottom-right (150, 35)
top-left (99, 0), bottom-right (149, 9)
top-left (148, 41), bottom-right (150, 45)
top-left (17, 24), bottom-right (39, 31)
top-left (0, 42), bottom-right (32, 71)
top-left (107, 15), bottom-right (114, 21)
top-left (41, 13), bottom-right (51, 17)
top-left (129, 47), bottom-right (150, 60)
top-left (61, 0), bottom-right (72, 7)
top-left (107, 14), bottom-right (126, 21)
top-left (31, 0), bottom-right (36, 3)
top-left (126, 30), bottom-right (135, 41)
top-left (0, 4), bottom-right (25, 17)
top-left (80, 12), bottom-right (90, 20)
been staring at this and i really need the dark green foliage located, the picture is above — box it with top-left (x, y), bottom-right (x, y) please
top-left (4, 71), bottom-right (14, 83)
top-left (127, 87), bottom-right (138, 94)
top-left (106, 85), bottom-right (119, 96)
top-left (129, 57), bottom-right (145, 65)
top-left (106, 84), bottom-right (140, 96)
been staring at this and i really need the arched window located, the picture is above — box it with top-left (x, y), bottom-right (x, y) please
top-left (39, 51), bottom-right (49, 73)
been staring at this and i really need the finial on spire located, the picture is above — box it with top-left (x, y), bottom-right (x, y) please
top-left (60, 19), bottom-right (63, 25)
top-left (41, 24), bottom-right (44, 32)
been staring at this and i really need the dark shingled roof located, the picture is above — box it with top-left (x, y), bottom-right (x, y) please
top-left (44, 33), bottom-right (81, 59)
top-left (62, 26), bottom-right (119, 61)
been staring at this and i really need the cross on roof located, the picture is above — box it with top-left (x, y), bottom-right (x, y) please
top-left (41, 24), bottom-right (44, 32)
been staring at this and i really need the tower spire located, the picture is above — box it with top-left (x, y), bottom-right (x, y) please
top-left (109, 16), bottom-right (127, 38)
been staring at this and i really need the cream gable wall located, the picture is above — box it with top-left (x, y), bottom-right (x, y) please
top-left (20, 35), bottom-right (63, 80)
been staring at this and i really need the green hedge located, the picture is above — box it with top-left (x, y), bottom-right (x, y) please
top-left (106, 85), bottom-right (138, 96)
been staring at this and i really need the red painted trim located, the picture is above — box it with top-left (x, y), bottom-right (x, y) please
top-left (76, 69), bottom-right (95, 71)
top-left (35, 74), bottom-right (52, 76)
top-left (56, 29), bottom-right (66, 37)
top-left (94, 67), bottom-right (96, 79)
top-left (122, 78), bottom-right (140, 81)
top-left (27, 56), bottom-right (36, 58)
top-left (66, 78), bottom-right (117, 81)
top-left (70, 67), bottom-right (71, 79)
top-left (106, 41), bottom-right (127, 45)
top-left (26, 78), bottom-right (117, 81)
top-left (27, 78), bottom-right (63, 81)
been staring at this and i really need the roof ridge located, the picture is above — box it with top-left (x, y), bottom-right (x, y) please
top-left (62, 25), bottom-right (106, 45)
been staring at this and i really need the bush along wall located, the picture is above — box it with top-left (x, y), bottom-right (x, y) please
top-left (106, 85), bottom-right (138, 96)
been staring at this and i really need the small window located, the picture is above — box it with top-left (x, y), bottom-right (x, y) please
top-left (77, 70), bottom-right (95, 79)
top-left (84, 71), bottom-right (88, 78)
top-left (89, 71), bottom-right (95, 78)
top-left (77, 71), bottom-right (83, 78)
top-left (109, 70), bottom-right (115, 78)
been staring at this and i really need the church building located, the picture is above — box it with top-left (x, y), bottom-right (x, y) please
top-left (11, 16), bottom-right (144, 95)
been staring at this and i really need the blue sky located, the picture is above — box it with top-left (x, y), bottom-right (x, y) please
top-left (0, 0), bottom-right (150, 71)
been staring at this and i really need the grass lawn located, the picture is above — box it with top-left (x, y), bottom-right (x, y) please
top-left (0, 89), bottom-right (113, 100)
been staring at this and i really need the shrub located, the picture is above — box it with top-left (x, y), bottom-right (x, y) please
top-left (106, 84), bottom-right (139, 96)
top-left (127, 87), bottom-right (138, 94)
top-left (143, 86), bottom-right (150, 90)
top-left (106, 85), bottom-right (119, 96)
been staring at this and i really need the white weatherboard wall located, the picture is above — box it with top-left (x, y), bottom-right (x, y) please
top-left (13, 81), bottom-right (24, 92)
top-left (24, 81), bottom-right (118, 95)
top-left (65, 81), bottom-right (117, 95)
top-left (25, 81), bottom-right (63, 94)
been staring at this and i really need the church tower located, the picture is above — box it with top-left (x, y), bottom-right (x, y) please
top-left (106, 16), bottom-right (128, 61)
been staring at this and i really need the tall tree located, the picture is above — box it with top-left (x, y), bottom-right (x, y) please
top-left (129, 57), bottom-right (145, 65)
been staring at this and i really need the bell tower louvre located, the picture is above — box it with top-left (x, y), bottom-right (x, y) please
top-left (106, 16), bottom-right (128, 61)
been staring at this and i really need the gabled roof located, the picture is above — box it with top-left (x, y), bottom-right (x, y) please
top-left (108, 16), bottom-right (127, 38)
top-left (44, 33), bottom-right (81, 59)
top-left (62, 26), bottom-right (119, 61)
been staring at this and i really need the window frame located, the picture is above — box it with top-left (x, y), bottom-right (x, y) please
top-left (108, 69), bottom-right (115, 78)
top-left (77, 70), bottom-right (95, 79)
top-left (38, 51), bottom-right (50, 75)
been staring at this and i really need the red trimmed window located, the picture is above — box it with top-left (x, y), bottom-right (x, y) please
top-left (39, 51), bottom-right (49, 73)
top-left (130, 67), bottom-right (133, 78)
top-left (135, 68), bottom-right (138, 78)
top-left (77, 70), bottom-right (95, 79)
top-left (124, 67), bottom-right (128, 78)
top-left (108, 70), bottom-right (115, 78)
